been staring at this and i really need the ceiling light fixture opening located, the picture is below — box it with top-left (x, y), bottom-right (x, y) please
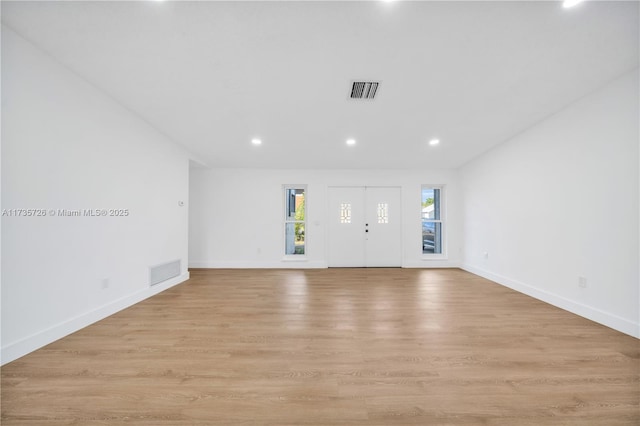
top-left (429, 139), bottom-right (440, 146)
top-left (346, 139), bottom-right (356, 146)
top-left (251, 138), bottom-right (262, 146)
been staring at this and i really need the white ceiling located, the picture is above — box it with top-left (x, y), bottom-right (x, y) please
top-left (2, 0), bottom-right (638, 169)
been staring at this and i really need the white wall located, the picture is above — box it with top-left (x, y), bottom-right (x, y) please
top-left (460, 69), bottom-right (639, 338)
top-left (1, 27), bottom-right (191, 364)
top-left (0, 18), bottom-right (4, 365)
top-left (189, 168), bottom-right (462, 269)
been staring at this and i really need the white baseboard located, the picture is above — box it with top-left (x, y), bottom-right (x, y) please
top-left (461, 264), bottom-right (639, 339)
top-left (190, 260), bottom-right (461, 269)
top-left (189, 260), bottom-right (328, 269)
top-left (403, 260), bottom-right (461, 268)
top-left (1, 272), bottom-right (190, 365)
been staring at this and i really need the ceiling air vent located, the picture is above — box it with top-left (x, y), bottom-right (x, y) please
top-left (350, 81), bottom-right (379, 100)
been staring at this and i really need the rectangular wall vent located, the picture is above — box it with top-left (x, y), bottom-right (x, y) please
top-left (150, 259), bottom-right (181, 286)
top-left (350, 81), bottom-right (379, 100)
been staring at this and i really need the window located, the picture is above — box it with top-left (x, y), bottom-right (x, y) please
top-left (377, 203), bottom-right (389, 224)
top-left (422, 186), bottom-right (443, 255)
top-left (284, 186), bottom-right (306, 255)
top-left (340, 203), bottom-right (351, 224)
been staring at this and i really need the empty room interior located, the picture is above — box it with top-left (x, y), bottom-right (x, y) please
top-left (1, 0), bottom-right (639, 424)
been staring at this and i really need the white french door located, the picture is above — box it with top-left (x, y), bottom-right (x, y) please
top-left (327, 186), bottom-right (402, 267)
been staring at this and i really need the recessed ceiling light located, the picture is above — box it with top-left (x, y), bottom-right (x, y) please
top-left (563, 0), bottom-right (584, 8)
top-left (251, 138), bottom-right (262, 146)
top-left (346, 139), bottom-right (356, 146)
top-left (429, 139), bottom-right (440, 146)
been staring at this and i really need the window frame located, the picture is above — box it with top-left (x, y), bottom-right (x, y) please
top-left (421, 184), bottom-right (447, 259)
top-left (283, 184), bottom-right (307, 259)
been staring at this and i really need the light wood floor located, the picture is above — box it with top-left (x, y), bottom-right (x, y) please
top-left (2, 268), bottom-right (639, 425)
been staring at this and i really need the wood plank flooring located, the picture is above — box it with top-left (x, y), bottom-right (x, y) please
top-left (2, 268), bottom-right (639, 425)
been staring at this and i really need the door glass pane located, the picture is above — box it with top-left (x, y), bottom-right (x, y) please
top-left (377, 203), bottom-right (389, 224)
top-left (285, 222), bottom-right (305, 255)
top-left (340, 203), bottom-right (351, 224)
top-left (422, 221), bottom-right (442, 254)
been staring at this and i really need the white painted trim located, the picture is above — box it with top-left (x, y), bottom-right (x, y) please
top-left (420, 256), bottom-right (449, 261)
top-left (281, 256), bottom-right (308, 262)
top-left (1, 272), bottom-right (190, 366)
top-left (403, 261), bottom-right (460, 268)
top-left (191, 261), bottom-right (462, 269)
top-left (189, 261), bottom-right (328, 269)
top-left (461, 264), bottom-right (640, 339)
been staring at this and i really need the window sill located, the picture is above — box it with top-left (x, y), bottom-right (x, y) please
top-left (282, 256), bottom-right (308, 262)
top-left (421, 255), bottom-right (448, 261)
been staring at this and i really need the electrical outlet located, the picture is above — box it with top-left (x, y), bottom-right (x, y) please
top-left (101, 278), bottom-right (110, 290)
top-left (578, 276), bottom-right (587, 288)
